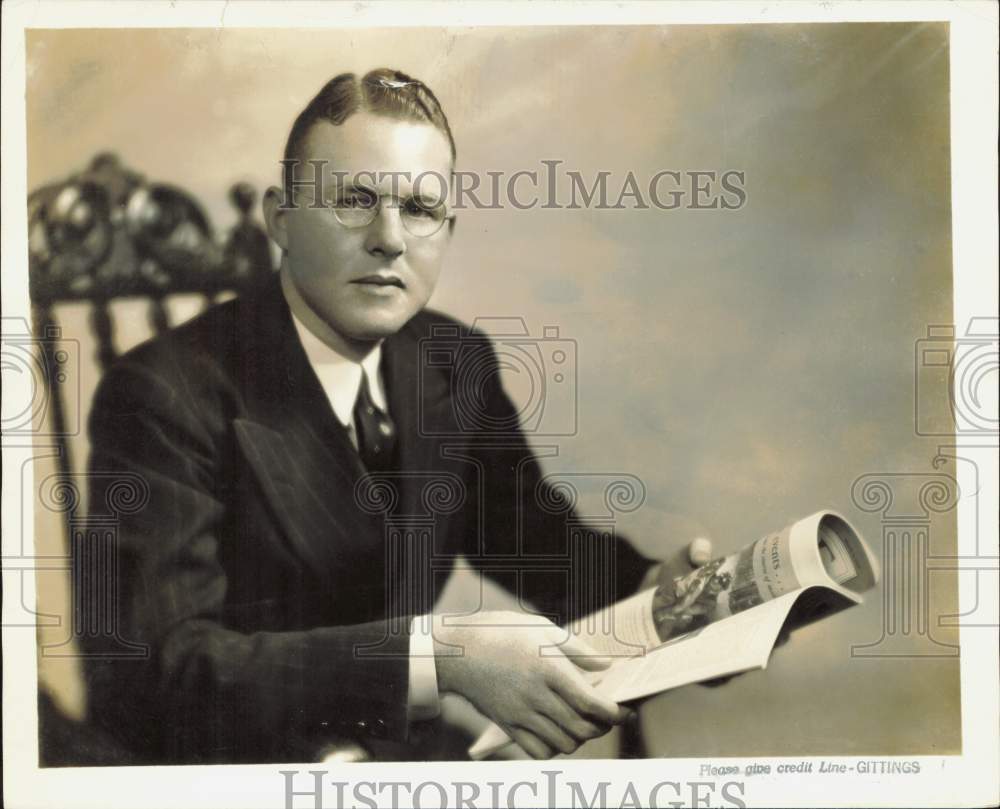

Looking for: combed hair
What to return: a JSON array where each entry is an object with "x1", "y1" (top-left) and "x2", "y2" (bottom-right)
[{"x1": 283, "y1": 68, "x2": 455, "y2": 193}]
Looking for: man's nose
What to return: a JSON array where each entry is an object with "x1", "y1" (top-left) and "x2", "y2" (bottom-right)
[{"x1": 364, "y1": 203, "x2": 407, "y2": 260}]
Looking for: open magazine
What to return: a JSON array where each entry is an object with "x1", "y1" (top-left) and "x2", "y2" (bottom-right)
[{"x1": 469, "y1": 510, "x2": 880, "y2": 759}]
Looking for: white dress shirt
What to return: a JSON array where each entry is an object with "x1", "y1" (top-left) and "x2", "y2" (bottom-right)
[
  {"x1": 289, "y1": 310, "x2": 387, "y2": 449},
  {"x1": 285, "y1": 281, "x2": 441, "y2": 723}
]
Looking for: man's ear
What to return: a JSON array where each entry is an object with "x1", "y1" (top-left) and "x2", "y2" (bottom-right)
[{"x1": 262, "y1": 186, "x2": 290, "y2": 252}]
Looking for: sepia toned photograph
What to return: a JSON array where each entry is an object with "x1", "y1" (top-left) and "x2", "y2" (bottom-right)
[{"x1": 3, "y1": 3, "x2": 997, "y2": 808}]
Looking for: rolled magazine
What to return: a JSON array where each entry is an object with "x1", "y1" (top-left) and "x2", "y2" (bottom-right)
[{"x1": 469, "y1": 510, "x2": 879, "y2": 759}]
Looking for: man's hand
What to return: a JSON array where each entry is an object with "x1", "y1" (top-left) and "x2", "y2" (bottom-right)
[
  {"x1": 651, "y1": 537, "x2": 724, "y2": 642},
  {"x1": 655, "y1": 537, "x2": 714, "y2": 589},
  {"x1": 432, "y1": 611, "x2": 629, "y2": 759}
]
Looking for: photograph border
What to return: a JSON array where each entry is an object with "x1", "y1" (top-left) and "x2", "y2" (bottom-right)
[{"x1": 3, "y1": 2, "x2": 997, "y2": 807}]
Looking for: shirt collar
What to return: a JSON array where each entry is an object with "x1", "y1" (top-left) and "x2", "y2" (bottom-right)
[{"x1": 281, "y1": 270, "x2": 387, "y2": 426}]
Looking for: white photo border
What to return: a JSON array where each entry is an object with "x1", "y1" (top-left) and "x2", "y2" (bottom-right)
[{"x1": 3, "y1": 2, "x2": 997, "y2": 808}]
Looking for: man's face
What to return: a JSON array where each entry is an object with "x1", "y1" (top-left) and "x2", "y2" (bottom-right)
[{"x1": 267, "y1": 112, "x2": 454, "y2": 341}]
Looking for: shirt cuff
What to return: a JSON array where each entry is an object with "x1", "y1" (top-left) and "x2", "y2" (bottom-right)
[{"x1": 407, "y1": 614, "x2": 441, "y2": 722}]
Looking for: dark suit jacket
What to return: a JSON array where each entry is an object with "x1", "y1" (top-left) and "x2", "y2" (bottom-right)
[{"x1": 82, "y1": 275, "x2": 654, "y2": 764}]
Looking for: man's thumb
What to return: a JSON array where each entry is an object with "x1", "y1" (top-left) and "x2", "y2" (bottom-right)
[{"x1": 661, "y1": 537, "x2": 714, "y2": 583}]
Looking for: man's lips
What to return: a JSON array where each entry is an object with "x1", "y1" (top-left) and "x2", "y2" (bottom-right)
[{"x1": 352, "y1": 274, "x2": 405, "y2": 288}]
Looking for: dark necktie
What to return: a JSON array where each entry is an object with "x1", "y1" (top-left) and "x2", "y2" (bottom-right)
[{"x1": 352, "y1": 370, "x2": 396, "y2": 472}]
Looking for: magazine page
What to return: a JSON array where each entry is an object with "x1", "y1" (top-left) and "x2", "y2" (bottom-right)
[
  {"x1": 471, "y1": 591, "x2": 800, "y2": 759},
  {"x1": 471, "y1": 511, "x2": 879, "y2": 759},
  {"x1": 567, "y1": 511, "x2": 877, "y2": 655}
]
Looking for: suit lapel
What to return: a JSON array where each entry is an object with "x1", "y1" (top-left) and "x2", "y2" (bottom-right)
[
  {"x1": 229, "y1": 280, "x2": 461, "y2": 583},
  {"x1": 231, "y1": 279, "x2": 384, "y2": 579},
  {"x1": 381, "y1": 321, "x2": 452, "y2": 518}
]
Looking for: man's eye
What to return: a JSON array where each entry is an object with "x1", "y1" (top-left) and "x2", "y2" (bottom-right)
[
  {"x1": 337, "y1": 191, "x2": 377, "y2": 209},
  {"x1": 403, "y1": 199, "x2": 442, "y2": 219}
]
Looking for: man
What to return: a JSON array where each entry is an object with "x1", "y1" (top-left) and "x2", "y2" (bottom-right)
[{"x1": 82, "y1": 68, "x2": 709, "y2": 764}]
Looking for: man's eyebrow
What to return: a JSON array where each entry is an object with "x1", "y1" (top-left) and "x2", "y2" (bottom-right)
[
  {"x1": 334, "y1": 181, "x2": 443, "y2": 205},
  {"x1": 336, "y1": 182, "x2": 377, "y2": 195},
  {"x1": 409, "y1": 188, "x2": 445, "y2": 204}
]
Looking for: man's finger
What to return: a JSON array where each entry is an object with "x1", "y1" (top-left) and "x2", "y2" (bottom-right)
[
  {"x1": 508, "y1": 728, "x2": 552, "y2": 760},
  {"x1": 548, "y1": 668, "x2": 625, "y2": 725},
  {"x1": 660, "y1": 537, "x2": 714, "y2": 584},
  {"x1": 689, "y1": 537, "x2": 713, "y2": 566},
  {"x1": 520, "y1": 713, "x2": 578, "y2": 756},
  {"x1": 536, "y1": 690, "x2": 608, "y2": 742}
]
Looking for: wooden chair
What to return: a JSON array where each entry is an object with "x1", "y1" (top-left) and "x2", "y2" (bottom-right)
[{"x1": 27, "y1": 153, "x2": 274, "y2": 765}]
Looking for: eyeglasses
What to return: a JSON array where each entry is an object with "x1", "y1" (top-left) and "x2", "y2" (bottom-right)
[{"x1": 293, "y1": 187, "x2": 453, "y2": 238}]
